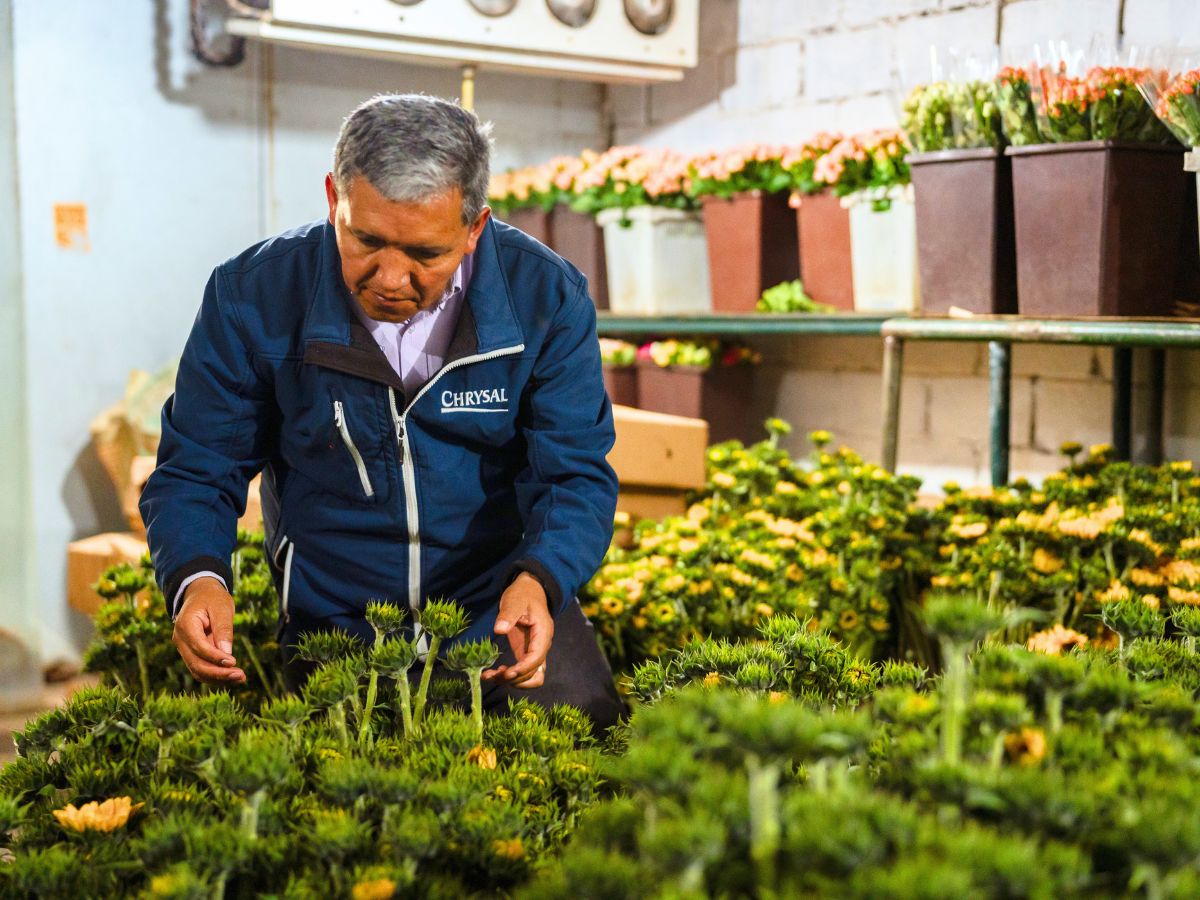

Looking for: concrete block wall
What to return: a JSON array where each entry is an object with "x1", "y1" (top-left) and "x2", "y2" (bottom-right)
[{"x1": 614, "y1": 0, "x2": 1200, "y2": 486}]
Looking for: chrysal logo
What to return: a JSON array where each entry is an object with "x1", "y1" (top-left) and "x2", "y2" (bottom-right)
[{"x1": 441, "y1": 388, "x2": 509, "y2": 414}]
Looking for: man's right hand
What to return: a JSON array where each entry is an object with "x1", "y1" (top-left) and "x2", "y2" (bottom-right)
[{"x1": 173, "y1": 577, "x2": 247, "y2": 685}]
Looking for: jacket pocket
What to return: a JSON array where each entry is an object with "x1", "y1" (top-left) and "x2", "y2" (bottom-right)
[{"x1": 333, "y1": 400, "x2": 376, "y2": 500}]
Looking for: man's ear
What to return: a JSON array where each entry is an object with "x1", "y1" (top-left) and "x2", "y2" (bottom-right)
[
  {"x1": 325, "y1": 173, "x2": 339, "y2": 225},
  {"x1": 465, "y1": 206, "x2": 491, "y2": 254}
]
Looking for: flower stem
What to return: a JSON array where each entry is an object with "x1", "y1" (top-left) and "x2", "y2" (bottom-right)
[
  {"x1": 330, "y1": 702, "x2": 350, "y2": 751},
  {"x1": 240, "y1": 636, "x2": 275, "y2": 703},
  {"x1": 1046, "y1": 689, "x2": 1064, "y2": 736},
  {"x1": 412, "y1": 635, "x2": 443, "y2": 730},
  {"x1": 396, "y1": 671, "x2": 414, "y2": 740},
  {"x1": 469, "y1": 668, "x2": 484, "y2": 744},
  {"x1": 240, "y1": 789, "x2": 265, "y2": 841},
  {"x1": 359, "y1": 668, "x2": 380, "y2": 746},
  {"x1": 746, "y1": 755, "x2": 781, "y2": 893},
  {"x1": 940, "y1": 643, "x2": 968, "y2": 765},
  {"x1": 134, "y1": 639, "x2": 151, "y2": 699}
]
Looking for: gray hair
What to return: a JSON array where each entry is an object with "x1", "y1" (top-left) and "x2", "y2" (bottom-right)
[{"x1": 333, "y1": 93, "x2": 493, "y2": 224}]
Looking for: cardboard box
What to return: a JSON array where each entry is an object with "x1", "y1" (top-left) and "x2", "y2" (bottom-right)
[
  {"x1": 609, "y1": 405, "x2": 708, "y2": 490},
  {"x1": 125, "y1": 466, "x2": 263, "y2": 536},
  {"x1": 616, "y1": 487, "x2": 690, "y2": 524},
  {"x1": 67, "y1": 532, "x2": 150, "y2": 617}
]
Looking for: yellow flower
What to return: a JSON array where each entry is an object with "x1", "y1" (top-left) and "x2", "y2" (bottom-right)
[
  {"x1": 1096, "y1": 580, "x2": 1131, "y2": 604},
  {"x1": 948, "y1": 520, "x2": 988, "y2": 540},
  {"x1": 776, "y1": 537, "x2": 797, "y2": 550},
  {"x1": 1057, "y1": 516, "x2": 1103, "y2": 540},
  {"x1": 1164, "y1": 559, "x2": 1200, "y2": 586},
  {"x1": 318, "y1": 747, "x2": 343, "y2": 761},
  {"x1": 1032, "y1": 548, "x2": 1064, "y2": 574},
  {"x1": 1127, "y1": 529, "x2": 1163, "y2": 557},
  {"x1": 613, "y1": 511, "x2": 631, "y2": 528},
  {"x1": 677, "y1": 538, "x2": 700, "y2": 554},
  {"x1": 1004, "y1": 727, "x2": 1047, "y2": 766},
  {"x1": 467, "y1": 745, "x2": 498, "y2": 770},
  {"x1": 786, "y1": 563, "x2": 804, "y2": 583},
  {"x1": 1130, "y1": 568, "x2": 1165, "y2": 588},
  {"x1": 661, "y1": 574, "x2": 686, "y2": 592},
  {"x1": 53, "y1": 797, "x2": 143, "y2": 833},
  {"x1": 1168, "y1": 585, "x2": 1200, "y2": 606},
  {"x1": 687, "y1": 503, "x2": 710, "y2": 523},
  {"x1": 703, "y1": 671, "x2": 721, "y2": 688},
  {"x1": 768, "y1": 691, "x2": 787, "y2": 704},
  {"x1": 492, "y1": 838, "x2": 526, "y2": 860},
  {"x1": 931, "y1": 575, "x2": 953, "y2": 588},
  {"x1": 755, "y1": 603, "x2": 774, "y2": 618},
  {"x1": 775, "y1": 481, "x2": 799, "y2": 495},
  {"x1": 352, "y1": 880, "x2": 398, "y2": 900},
  {"x1": 838, "y1": 609, "x2": 860, "y2": 630},
  {"x1": 656, "y1": 603, "x2": 676, "y2": 622},
  {"x1": 712, "y1": 472, "x2": 737, "y2": 489},
  {"x1": 492, "y1": 785, "x2": 514, "y2": 801},
  {"x1": 1027, "y1": 625, "x2": 1089, "y2": 656},
  {"x1": 869, "y1": 617, "x2": 888, "y2": 632},
  {"x1": 1142, "y1": 594, "x2": 1161, "y2": 611},
  {"x1": 600, "y1": 596, "x2": 626, "y2": 616}
]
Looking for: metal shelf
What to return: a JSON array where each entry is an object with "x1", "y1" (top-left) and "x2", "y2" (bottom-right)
[
  {"x1": 596, "y1": 312, "x2": 889, "y2": 337},
  {"x1": 879, "y1": 316, "x2": 1200, "y2": 486}
]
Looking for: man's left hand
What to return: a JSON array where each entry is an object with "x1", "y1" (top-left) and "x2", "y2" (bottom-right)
[{"x1": 483, "y1": 572, "x2": 554, "y2": 689}]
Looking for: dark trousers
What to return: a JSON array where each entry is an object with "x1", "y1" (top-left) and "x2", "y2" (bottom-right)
[{"x1": 278, "y1": 599, "x2": 627, "y2": 736}]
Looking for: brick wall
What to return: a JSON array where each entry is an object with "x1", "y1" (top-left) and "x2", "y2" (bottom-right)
[{"x1": 610, "y1": 0, "x2": 1200, "y2": 488}]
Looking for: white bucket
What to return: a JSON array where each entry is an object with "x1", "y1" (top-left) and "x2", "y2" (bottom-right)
[
  {"x1": 847, "y1": 188, "x2": 920, "y2": 313},
  {"x1": 1187, "y1": 149, "x2": 1200, "y2": 263},
  {"x1": 596, "y1": 206, "x2": 712, "y2": 314}
]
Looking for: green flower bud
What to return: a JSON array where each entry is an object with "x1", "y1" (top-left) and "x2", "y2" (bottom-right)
[
  {"x1": 444, "y1": 638, "x2": 500, "y2": 673},
  {"x1": 417, "y1": 598, "x2": 470, "y2": 641}
]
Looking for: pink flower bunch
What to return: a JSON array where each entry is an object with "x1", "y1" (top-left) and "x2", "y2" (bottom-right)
[
  {"x1": 574, "y1": 145, "x2": 694, "y2": 198},
  {"x1": 690, "y1": 143, "x2": 789, "y2": 183},
  {"x1": 811, "y1": 130, "x2": 910, "y2": 196},
  {"x1": 489, "y1": 153, "x2": 597, "y2": 207},
  {"x1": 780, "y1": 131, "x2": 843, "y2": 170}
]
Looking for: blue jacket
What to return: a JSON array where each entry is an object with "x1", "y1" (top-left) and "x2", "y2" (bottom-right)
[{"x1": 140, "y1": 216, "x2": 618, "y2": 643}]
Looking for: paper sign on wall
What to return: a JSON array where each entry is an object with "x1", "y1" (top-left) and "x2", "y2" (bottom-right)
[{"x1": 54, "y1": 203, "x2": 90, "y2": 251}]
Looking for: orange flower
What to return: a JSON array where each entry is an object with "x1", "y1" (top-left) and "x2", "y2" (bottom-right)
[
  {"x1": 1027, "y1": 625, "x2": 1088, "y2": 656},
  {"x1": 1004, "y1": 727, "x2": 1047, "y2": 766},
  {"x1": 467, "y1": 745, "x2": 498, "y2": 770}
]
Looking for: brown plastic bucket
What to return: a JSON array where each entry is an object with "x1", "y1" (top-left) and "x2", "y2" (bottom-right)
[
  {"x1": 550, "y1": 206, "x2": 609, "y2": 309},
  {"x1": 602, "y1": 365, "x2": 638, "y2": 407},
  {"x1": 701, "y1": 191, "x2": 799, "y2": 313},
  {"x1": 910, "y1": 148, "x2": 1017, "y2": 315},
  {"x1": 1008, "y1": 140, "x2": 1190, "y2": 317},
  {"x1": 636, "y1": 361, "x2": 755, "y2": 444},
  {"x1": 795, "y1": 190, "x2": 854, "y2": 311}
]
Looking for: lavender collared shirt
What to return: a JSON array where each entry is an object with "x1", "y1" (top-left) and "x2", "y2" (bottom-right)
[{"x1": 174, "y1": 255, "x2": 475, "y2": 616}]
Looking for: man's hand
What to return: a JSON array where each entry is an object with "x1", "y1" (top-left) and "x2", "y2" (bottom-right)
[
  {"x1": 483, "y1": 572, "x2": 554, "y2": 689},
  {"x1": 173, "y1": 577, "x2": 247, "y2": 685}
]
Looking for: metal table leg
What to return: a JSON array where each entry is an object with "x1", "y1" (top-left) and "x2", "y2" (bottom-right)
[
  {"x1": 988, "y1": 341, "x2": 1011, "y2": 487},
  {"x1": 1112, "y1": 347, "x2": 1133, "y2": 461},
  {"x1": 1146, "y1": 348, "x2": 1166, "y2": 465},
  {"x1": 882, "y1": 335, "x2": 904, "y2": 472}
]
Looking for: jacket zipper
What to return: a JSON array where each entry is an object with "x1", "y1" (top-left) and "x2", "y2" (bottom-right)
[
  {"x1": 387, "y1": 344, "x2": 526, "y2": 644},
  {"x1": 333, "y1": 400, "x2": 376, "y2": 499},
  {"x1": 281, "y1": 541, "x2": 295, "y2": 623}
]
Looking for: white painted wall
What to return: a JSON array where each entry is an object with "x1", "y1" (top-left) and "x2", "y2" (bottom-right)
[
  {"x1": 612, "y1": 0, "x2": 1200, "y2": 489},
  {"x1": 5, "y1": 0, "x2": 605, "y2": 663}
]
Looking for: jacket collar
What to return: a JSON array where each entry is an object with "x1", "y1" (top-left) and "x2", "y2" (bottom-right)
[{"x1": 302, "y1": 216, "x2": 524, "y2": 365}]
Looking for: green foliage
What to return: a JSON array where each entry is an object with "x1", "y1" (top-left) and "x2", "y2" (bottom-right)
[{"x1": 755, "y1": 279, "x2": 836, "y2": 314}]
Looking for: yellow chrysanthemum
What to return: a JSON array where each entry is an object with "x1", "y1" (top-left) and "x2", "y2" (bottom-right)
[
  {"x1": 712, "y1": 472, "x2": 737, "y2": 489},
  {"x1": 703, "y1": 671, "x2": 721, "y2": 688},
  {"x1": 1032, "y1": 548, "x2": 1064, "y2": 574},
  {"x1": 492, "y1": 838, "x2": 526, "y2": 860},
  {"x1": 1168, "y1": 585, "x2": 1200, "y2": 606},
  {"x1": 53, "y1": 797, "x2": 143, "y2": 833},
  {"x1": 467, "y1": 745, "x2": 498, "y2": 770},
  {"x1": 352, "y1": 880, "x2": 398, "y2": 900}
]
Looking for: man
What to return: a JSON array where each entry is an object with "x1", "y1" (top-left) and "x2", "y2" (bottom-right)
[{"x1": 140, "y1": 93, "x2": 624, "y2": 729}]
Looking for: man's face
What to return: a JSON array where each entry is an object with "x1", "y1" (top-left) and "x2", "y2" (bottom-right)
[{"x1": 325, "y1": 173, "x2": 489, "y2": 323}]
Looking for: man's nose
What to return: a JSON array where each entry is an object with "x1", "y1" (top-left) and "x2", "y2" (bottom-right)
[{"x1": 374, "y1": 253, "x2": 413, "y2": 293}]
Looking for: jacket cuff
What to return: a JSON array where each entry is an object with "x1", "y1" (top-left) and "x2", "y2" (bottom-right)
[
  {"x1": 508, "y1": 559, "x2": 566, "y2": 615},
  {"x1": 164, "y1": 556, "x2": 234, "y2": 619}
]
